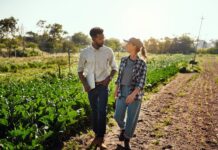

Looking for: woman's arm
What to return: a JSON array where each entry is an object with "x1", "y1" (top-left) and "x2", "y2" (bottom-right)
[
  {"x1": 114, "y1": 57, "x2": 125, "y2": 98},
  {"x1": 125, "y1": 88, "x2": 140, "y2": 104},
  {"x1": 135, "y1": 62, "x2": 147, "y2": 90},
  {"x1": 126, "y1": 62, "x2": 147, "y2": 104},
  {"x1": 114, "y1": 84, "x2": 118, "y2": 99}
]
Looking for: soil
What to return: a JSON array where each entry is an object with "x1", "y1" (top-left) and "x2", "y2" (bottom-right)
[{"x1": 63, "y1": 55, "x2": 218, "y2": 150}]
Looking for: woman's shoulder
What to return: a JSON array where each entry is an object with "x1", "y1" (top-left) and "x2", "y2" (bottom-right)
[
  {"x1": 138, "y1": 58, "x2": 147, "y2": 67},
  {"x1": 121, "y1": 56, "x2": 128, "y2": 61}
]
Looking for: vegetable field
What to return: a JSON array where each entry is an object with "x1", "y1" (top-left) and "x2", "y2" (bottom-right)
[{"x1": 0, "y1": 54, "x2": 193, "y2": 149}]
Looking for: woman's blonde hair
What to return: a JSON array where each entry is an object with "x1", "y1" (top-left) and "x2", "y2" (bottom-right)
[
  {"x1": 125, "y1": 37, "x2": 147, "y2": 61},
  {"x1": 136, "y1": 45, "x2": 147, "y2": 61}
]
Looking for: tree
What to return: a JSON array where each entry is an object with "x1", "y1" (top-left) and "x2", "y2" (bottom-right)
[
  {"x1": 144, "y1": 38, "x2": 160, "y2": 53},
  {"x1": 36, "y1": 21, "x2": 67, "y2": 53},
  {"x1": 26, "y1": 42, "x2": 37, "y2": 51},
  {"x1": 48, "y1": 23, "x2": 67, "y2": 53},
  {"x1": 0, "y1": 43, "x2": 6, "y2": 49},
  {"x1": 162, "y1": 37, "x2": 172, "y2": 53},
  {"x1": 36, "y1": 20, "x2": 47, "y2": 35},
  {"x1": 144, "y1": 35, "x2": 195, "y2": 54},
  {"x1": 49, "y1": 23, "x2": 64, "y2": 41},
  {"x1": 215, "y1": 40, "x2": 218, "y2": 48},
  {"x1": 0, "y1": 43, "x2": 6, "y2": 55},
  {"x1": 26, "y1": 31, "x2": 39, "y2": 43},
  {"x1": 105, "y1": 38, "x2": 121, "y2": 51},
  {"x1": 176, "y1": 35, "x2": 195, "y2": 54},
  {"x1": 0, "y1": 16, "x2": 17, "y2": 39},
  {"x1": 0, "y1": 16, "x2": 18, "y2": 57},
  {"x1": 71, "y1": 32, "x2": 90, "y2": 48}
]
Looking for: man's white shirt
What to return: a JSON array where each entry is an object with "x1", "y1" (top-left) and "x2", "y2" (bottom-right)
[{"x1": 78, "y1": 45, "x2": 118, "y2": 89}]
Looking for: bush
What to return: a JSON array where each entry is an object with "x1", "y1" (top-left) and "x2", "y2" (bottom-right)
[
  {"x1": 197, "y1": 48, "x2": 218, "y2": 54},
  {"x1": 207, "y1": 48, "x2": 218, "y2": 54},
  {"x1": 0, "y1": 64, "x2": 10, "y2": 72},
  {"x1": 28, "y1": 50, "x2": 40, "y2": 56}
]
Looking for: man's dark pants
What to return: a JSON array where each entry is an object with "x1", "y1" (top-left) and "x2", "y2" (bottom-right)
[{"x1": 88, "y1": 84, "x2": 108, "y2": 137}]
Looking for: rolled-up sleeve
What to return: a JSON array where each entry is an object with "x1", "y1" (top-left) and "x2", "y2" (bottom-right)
[{"x1": 77, "y1": 51, "x2": 86, "y2": 73}]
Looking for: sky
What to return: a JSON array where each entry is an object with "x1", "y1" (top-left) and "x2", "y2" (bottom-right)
[{"x1": 0, "y1": 0, "x2": 217, "y2": 41}]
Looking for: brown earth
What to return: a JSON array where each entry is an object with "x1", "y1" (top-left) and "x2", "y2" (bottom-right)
[{"x1": 63, "y1": 55, "x2": 218, "y2": 150}]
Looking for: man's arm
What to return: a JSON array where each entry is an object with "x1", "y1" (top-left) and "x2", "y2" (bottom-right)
[
  {"x1": 78, "y1": 72, "x2": 91, "y2": 92},
  {"x1": 101, "y1": 49, "x2": 118, "y2": 86},
  {"x1": 101, "y1": 69, "x2": 117, "y2": 87},
  {"x1": 110, "y1": 69, "x2": 117, "y2": 79},
  {"x1": 78, "y1": 50, "x2": 91, "y2": 92}
]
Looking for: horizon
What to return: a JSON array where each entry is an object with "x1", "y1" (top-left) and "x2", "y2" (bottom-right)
[{"x1": 1, "y1": 0, "x2": 218, "y2": 42}]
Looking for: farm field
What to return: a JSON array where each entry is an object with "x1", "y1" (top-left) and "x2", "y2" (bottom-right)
[
  {"x1": 1, "y1": 0, "x2": 218, "y2": 149},
  {"x1": 0, "y1": 53, "x2": 195, "y2": 149}
]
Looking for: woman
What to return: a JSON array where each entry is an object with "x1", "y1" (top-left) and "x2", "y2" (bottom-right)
[{"x1": 114, "y1": 37, "x2": 147, "y2": 149}]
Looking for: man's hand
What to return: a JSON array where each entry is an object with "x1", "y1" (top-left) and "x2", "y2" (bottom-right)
[
  {"x1": 126, "y1": 93, "x2": 136, "y2": 104},
  {"x1": 84, "y1": 83, "x2": 91, "y2": 92},
  {"x1": 101, "y1": 76, "x2": 111, "y2": 87},
  {"x1": 78, "y1": 72, "x2": 91, "y2": 92},
  {"x1": 102, "y1": 70, "x2": 116, "y2": 87}
]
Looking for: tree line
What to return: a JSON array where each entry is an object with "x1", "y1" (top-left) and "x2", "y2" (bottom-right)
[{"x1": 0, "y1": 16, "x2": 217, "y2": 57}]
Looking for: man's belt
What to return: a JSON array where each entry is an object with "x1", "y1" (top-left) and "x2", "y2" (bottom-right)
[{"x1": 95, "y1": 80, "x2": 104, "y2": 85}]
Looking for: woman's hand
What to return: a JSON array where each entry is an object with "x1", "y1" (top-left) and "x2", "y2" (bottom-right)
[
  {"x1": 126, "y1": 93, "x2": 136, "y2": 104},
  {"x1": 126, "y1": 88, "x2": 140, "y2": 104}
]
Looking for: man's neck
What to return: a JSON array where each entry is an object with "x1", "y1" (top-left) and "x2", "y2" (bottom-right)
[{"x1": 92, "y1": 43, "x2": 101, "y2": 50}]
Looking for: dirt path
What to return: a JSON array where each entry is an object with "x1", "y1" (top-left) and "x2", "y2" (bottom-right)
[{"x1": 63, "y1": 56, "x2": 218, "y2": 150}]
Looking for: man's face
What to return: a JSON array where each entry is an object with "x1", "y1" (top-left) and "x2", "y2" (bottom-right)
[{"x1": 93, "y1": 34, "x2": 104, "y2": 47}]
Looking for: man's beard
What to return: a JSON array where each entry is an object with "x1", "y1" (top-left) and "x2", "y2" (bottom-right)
[{"x1": 96, "y1": 43, "x2": 103, "y2": 48}]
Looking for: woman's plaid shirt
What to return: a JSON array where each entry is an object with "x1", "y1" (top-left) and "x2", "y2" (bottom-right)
[{"x1": 115, "y1": 56, "x2": 147, "y2": 101}]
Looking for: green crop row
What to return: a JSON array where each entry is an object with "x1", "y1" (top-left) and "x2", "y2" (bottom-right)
[
  {"x1": 0, "y1": 74, "x2": 91, "y2": 149},
  {"x1": 0, "y1": 56, "x2": 69, "y2": 73}
]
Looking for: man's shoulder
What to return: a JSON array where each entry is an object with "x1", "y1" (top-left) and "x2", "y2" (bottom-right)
[
  {"x1": 102, "y1": 45, "x2": 113, "y2": 52},
  {"x1": 80, "y1": 46, "x2": 92, "y2": 54},
  {"x1": 82, "y1": 46, "x2": 92, "y2": 51}
]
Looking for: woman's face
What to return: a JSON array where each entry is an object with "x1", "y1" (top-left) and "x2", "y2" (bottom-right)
[{"x1": 125, "y1": 42, "x2": 136, "y2": 53}]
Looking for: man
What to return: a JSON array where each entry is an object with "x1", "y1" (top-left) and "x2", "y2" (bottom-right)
[{"x1": 78, "y1": 27, "x2": 118, "y2": 149}]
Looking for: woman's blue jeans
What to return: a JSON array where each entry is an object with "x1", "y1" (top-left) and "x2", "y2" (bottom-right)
[{"x1": 114, "y1": 85, "x2": 142, "y2": 139}]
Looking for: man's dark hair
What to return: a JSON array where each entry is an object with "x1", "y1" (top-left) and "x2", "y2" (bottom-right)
[{"x1": 89, "y1": 27, "x2": 104, "y2": 38}]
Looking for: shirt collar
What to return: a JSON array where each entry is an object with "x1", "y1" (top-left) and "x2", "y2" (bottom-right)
[
  {"x1": 125, "y1": 55, "x2": 140, "y2": 62},
  {"x1": 90, "y1": 44, "x2": 104, "y2": 51}
]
